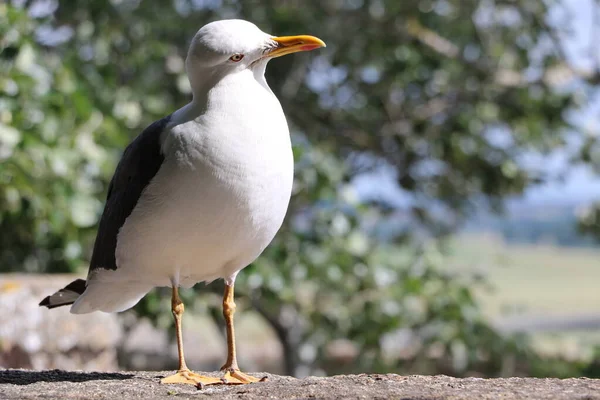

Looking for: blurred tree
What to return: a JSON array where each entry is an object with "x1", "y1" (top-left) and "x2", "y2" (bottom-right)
[
  {"x1": 578, "y1": 201, "x2": 600, "y2": 239},
  {"x1": 2, "y1": 0, "x2": 599, "y2": 376}
]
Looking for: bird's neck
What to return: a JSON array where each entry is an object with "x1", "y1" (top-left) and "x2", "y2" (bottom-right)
[
  {"x1": 168, "y1": 98, "x2": 205, "y2": 129},
  {"x1": 168, "y1": 68, "x2": 228, "y2": 130},
  {"x1": 168, "y1": 65, "x2": 273, "y2": 130}
]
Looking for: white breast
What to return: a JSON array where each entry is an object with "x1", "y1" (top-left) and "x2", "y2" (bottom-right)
[{"x1": 114, "y1": 72, "x2": 293, "y2": 288}]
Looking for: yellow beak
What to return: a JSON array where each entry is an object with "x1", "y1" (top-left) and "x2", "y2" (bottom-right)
[{"x1": 268, "y1": 35, "x2": 326, "y2": 58}]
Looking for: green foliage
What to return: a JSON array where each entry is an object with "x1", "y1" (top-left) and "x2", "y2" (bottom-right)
[
  {"x1": 578, "y1": 202, "x2": 600, "y2": 240},
  {"x1": 2, "y1": 0, "x2": 598, "y2": 377},
  {"x1": 1, "y1": 6, "x2": 109, "y2": 272}
]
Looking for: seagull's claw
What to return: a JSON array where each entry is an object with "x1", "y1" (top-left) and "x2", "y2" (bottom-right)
[
  {"x1": 161, "y1": 368, "x2": 266, "y2": 388},
  {"x1": 220, "y1": 368, "x2": 267, "y2": 384},
  {"x1": 161, "y1": 369, "x2": 222, "y2": 387}
]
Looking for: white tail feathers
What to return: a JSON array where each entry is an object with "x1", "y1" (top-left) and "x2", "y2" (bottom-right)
[{"x1": 70, "y1": 280, "x2": 151, "y2": 314}]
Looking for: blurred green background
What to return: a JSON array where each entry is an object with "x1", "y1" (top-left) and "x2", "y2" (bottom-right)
[{"x1": 2, "y1": 0, "x2": 600, "y2": 378}]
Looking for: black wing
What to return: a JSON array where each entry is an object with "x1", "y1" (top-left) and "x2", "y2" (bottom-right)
[{"x1": 88, "y1": 115, "x2": 171, "y2": 272}]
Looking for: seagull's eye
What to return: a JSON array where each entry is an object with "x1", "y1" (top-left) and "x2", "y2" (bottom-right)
[{"x1": 229, "y1": 54, "x2": 244, "y2": 62}]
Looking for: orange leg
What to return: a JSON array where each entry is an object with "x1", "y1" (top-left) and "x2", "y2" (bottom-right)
[
  {"x1": 219, "y1": 282, "x2": 267, "y2": 384},
  {"x1": 161, "y1": 286, "x2": 222, "y2": 388}
]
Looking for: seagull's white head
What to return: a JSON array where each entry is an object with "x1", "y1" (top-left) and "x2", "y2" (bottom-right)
[{"x1": 185, "y1": 19, "x2": 325, "y2": 94}]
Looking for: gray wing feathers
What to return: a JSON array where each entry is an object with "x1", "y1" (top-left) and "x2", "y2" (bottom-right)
[{"x1": 88, "y1": 115, "x2": 171, "y2": 272}]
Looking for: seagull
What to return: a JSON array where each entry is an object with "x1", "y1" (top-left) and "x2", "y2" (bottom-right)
[{"x1": 40, "y1": 19, "x2": 325, "y2": 387}]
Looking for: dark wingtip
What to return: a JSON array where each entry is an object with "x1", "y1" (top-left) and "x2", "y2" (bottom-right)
[
  {"x1": 38, "y1": 279, "x2": 86, "y2": 309},
  {"x1": 39, "y1": 296, "x2": 51, "y2": 307},
  {"x1": 65, "y1": 279, "x2": 87, "y2": 293}
]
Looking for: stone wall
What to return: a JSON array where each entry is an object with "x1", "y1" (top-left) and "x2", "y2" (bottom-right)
[
  {"x1": 0, "y1": 274, "x2": 283, "y2": 374},
  {"x1": 1, "y1": 370, "x2": 599, "y2": 400},
  {"x1": 0, "y1": 274, "x2": 122, "y2": 371}
]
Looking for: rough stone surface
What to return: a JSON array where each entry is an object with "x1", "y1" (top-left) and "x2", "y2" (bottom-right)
[{"x1": 0, "y1": 370, "x2": 599, "y2": 399}]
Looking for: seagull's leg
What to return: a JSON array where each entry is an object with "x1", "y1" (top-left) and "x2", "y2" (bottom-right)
[
  {"x1": 161, "y1": 285, "x2": 222, "y2": 387},
  {"x1": 219, "y1": 282, "x2": 267, "y2": 384}
]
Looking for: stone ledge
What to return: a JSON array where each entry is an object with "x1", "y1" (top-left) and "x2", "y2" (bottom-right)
[{"x1": 0, "y1": 370, "x2": 599, "y2": 399}]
